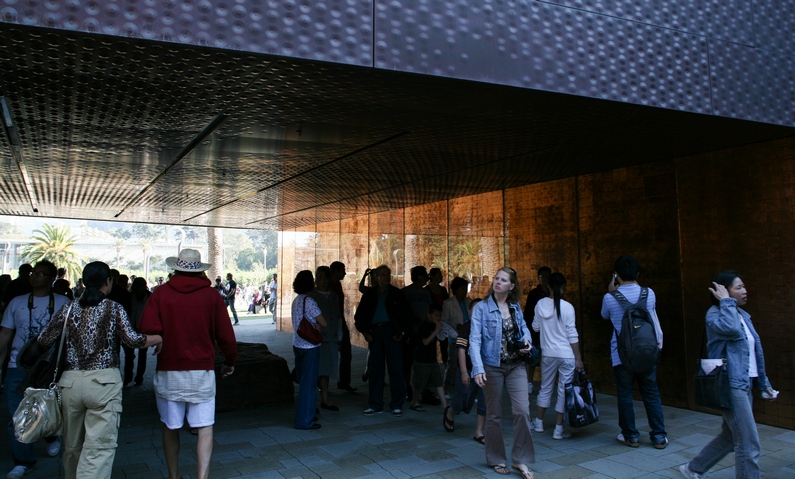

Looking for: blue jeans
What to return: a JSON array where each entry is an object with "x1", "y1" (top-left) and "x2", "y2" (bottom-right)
[
  {"x1": 613, "y1": 365, "x2": 666, "y2": 443},
  {"x1": 225, "y1": 299, "x2": 239, "y2": 323},
  {"x1": 5, "y1": 367, "x2": 37, "y2": 467},
  {"x1": 293, "y1": 346, "x2": 320, "y2": 429},
  {"x1": 367, "y1": 325, "x2": 405, "y2": 411},
  {"x1": 689, "y1": 387, "x2": 761, "y2": 479}
]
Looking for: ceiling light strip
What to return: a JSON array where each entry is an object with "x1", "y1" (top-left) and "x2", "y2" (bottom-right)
[
  {"x1": 183, "y1": 130, "x2": 409, "y2": 222},
  {"x1": 114, "y1": 113, "x2": 228, "y2": 218},
  {"x1": 0, "y1": 97, "x2": 39, "y2": 213}
]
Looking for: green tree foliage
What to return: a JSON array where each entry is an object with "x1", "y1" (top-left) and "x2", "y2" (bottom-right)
[
  {"x1": 19, "y1": 224, "x2": 85, "y2": 283},
  {"x1": 235, "y1": 247, "x2": 260, "y2": 270},
  {"x1": 132, "y1": 224, "x2": 165, "y2": 241},
  {"x1": 0, "y1": 222, "x2": 22, "y2": 236},
  {"x1": 245, "y1": 229, "x2": 278, "y2": 268},
  {"x1": 108, "y1": 227, "x2": 132, "y2": 240}
]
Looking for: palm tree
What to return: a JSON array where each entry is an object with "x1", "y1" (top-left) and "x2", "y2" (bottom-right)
[
  {"x1": 140, "y1": 239, "x2": 152, "y2": 282},
  {"x1": 20, "y1": 224, "x2": 84, "y2": 283},
  {"x1": 208, "y1": 227, "x2": 223, "y2": 280},
  {"x1": 114, "y1": 238, "x2": 126, "y2": 268}
]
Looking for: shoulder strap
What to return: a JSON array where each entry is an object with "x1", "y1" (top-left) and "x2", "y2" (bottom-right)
[
  {"x1": 51, "y1": 301, "x2": 74, "y2": 386},
  {"x1": 610, "y1": 287, "x2": 649, "y2": 310},
  {"x1": 609, "y1": 290, "x2": 631, "y2": 310}
]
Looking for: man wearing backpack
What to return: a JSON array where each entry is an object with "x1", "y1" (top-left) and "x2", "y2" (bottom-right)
[{"x1": 601, "y1": 256, "x2": 667, "y2": 449}]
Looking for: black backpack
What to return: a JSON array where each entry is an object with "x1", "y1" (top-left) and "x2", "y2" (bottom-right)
[{"x1": 610, "y1": 287, "x2": 659, "y2": 373}]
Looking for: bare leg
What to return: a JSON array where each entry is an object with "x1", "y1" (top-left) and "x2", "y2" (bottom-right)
[
  {"x1": 555, "y1": 411, "x2": 565, "y2": 426},
  {"x1": 196, "y1": 426, "x2": 213, "y2": 479},
  {"x1": 436, "y1": 387, "x2": 448, "y2": 409},
  {"x1": 536, "y1": 405, "x2": 547, "y2": 422},
  {"x1": 318, "y1": 376, "x2": 330, "y2": 405},
  {"x1": 475, "y1": 414, "x2": 486, "y2": 438},
  {"x1": 162, "y1": 427, "x2": 181, "y2": 479}
]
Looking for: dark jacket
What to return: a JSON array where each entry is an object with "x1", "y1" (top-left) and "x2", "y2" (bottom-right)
[{"x1": 354, "y1": 285, "x2": 411, "y2": 336}]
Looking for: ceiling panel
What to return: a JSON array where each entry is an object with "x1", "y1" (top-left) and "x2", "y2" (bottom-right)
[{"x1": 0, "y1": 23, "x2": 793, "y2": 231}]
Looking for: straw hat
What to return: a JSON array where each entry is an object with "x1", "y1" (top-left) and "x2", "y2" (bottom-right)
[{"x1": 165, "y1": 248, "x2": 211, "y2": 273}]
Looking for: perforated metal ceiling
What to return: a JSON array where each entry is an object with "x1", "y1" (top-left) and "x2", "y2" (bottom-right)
[{"x1": 0, "y1": 23, "x2": 792, "y2": 230}]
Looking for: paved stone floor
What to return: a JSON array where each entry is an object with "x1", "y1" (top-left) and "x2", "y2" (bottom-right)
[{"x1": 2, "y1": 318, "x2": 793, "y2": 478}]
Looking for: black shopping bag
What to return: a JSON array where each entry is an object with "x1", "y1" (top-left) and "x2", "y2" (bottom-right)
[{"x1": 564, "y1": 371, "x2": 599, "y2": 428}]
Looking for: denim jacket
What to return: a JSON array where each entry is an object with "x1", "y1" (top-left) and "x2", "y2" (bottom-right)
[
  {"x1": 705, "y1": 298, "x2": 771, "y2": 391},
  {"x1": 468, "y1": 294, "x2": 531, "y2": 377}
]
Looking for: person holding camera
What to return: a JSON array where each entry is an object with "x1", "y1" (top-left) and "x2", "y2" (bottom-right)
[{"x1": 469, "y1": 267, "x2": 536, "y2": 479}]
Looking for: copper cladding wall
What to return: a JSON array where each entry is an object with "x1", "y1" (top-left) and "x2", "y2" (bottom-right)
[
  {"x1": 278, "y1": 136, "x2": 795, "y2": 428},
  {"x1": 677, "y1": 137, "x2": 795, "y2": 428}
]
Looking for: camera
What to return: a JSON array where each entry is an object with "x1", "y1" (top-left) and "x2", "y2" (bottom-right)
[{"x1": 506, "y1": 335, "x2": 526, "y2": 355}]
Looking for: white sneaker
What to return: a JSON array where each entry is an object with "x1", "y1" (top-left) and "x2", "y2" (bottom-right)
[
  {"x1": 531, "y1": 418, "x2": 544, "y2": 432},
  {"x1": 7, "y1": 465, "x2": 32, "y2": 479},
  {"x1": 46, "y1": 439, "x2": 60, "y2": 457},
  {"x1": 553, "y1": 427, "x2": 572, "y2": 440},
  {"x1": 678, "y1": 464, "x2": 703, "y2": 479}
]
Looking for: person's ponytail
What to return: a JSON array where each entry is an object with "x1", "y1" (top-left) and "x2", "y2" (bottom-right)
[
  {"x1": 549, "y1": 272, "x2": 567, "y2": 320},
  {"x1": 79, "y1": 261, "x2": 111, "y2": 307}
]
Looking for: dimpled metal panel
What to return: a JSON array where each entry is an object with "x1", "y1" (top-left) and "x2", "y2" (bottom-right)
[
  {"x1": 546, "y1": 0, "x2": 754, "y2": 44},
  {"x1": 0, "y1": 0, "x2": 374, "y2": 66},
  {"x1": 709, "y1": 39, "x2": 795, "y2": 126},
  {"x1": 375, "y1": 0, "x2": 711, "y2": 113},
  {"x1": 752, "y1": 0, "x2": 795, "y2": 56}
]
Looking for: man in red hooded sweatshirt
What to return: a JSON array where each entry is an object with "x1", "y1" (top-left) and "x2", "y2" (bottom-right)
[{"x1": 139, "y1": 249, "x2": 238, "y2": 479}]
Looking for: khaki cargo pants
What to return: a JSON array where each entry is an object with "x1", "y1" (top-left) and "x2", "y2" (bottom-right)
[{"x1": 59, "y1": 369, "x2": 123, "y2": 479}]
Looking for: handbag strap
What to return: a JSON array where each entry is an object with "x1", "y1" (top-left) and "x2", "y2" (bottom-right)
[{"x1": 50, "y1": 301, "x2": 73, "y2": 387}]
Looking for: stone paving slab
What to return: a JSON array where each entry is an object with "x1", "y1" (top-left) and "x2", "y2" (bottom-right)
[{"x1": 1, "y1": 319, "x2": 792, "y2": 478}]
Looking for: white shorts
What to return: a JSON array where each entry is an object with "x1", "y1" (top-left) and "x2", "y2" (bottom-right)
[{"x1": 156, "y1": 396, "x2": 216, "y2": 430}]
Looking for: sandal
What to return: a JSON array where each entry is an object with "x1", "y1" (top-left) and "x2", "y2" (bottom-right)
[
  {"x1": 409, "y1": 404, "x2": 426, "y2": 412},
  {"x1": 473, "y1": 435, "x2": 485, "y2": 444},
  {"x1": 491, "y1": 464, "x2": 510, "y2": 475},
  {"x1": 443, "y1": 406, "x2": 454, "y2": 432},
  {"x1": 512, "y1": 465, "x2": 535, "y2": 479}
]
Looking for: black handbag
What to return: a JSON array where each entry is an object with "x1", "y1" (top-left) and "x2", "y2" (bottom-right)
[
  {"x1": 694, "y1": 359, "x2": 731, "y2": 410},
  {"x1": 693, "y1": 328, "x2": 731, "y2": 410},
  {"x1": 564, "y1": 371, "x2": 599, "y2": 428}
]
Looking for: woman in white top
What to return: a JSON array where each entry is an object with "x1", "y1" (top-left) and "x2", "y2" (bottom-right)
[
  {"x1": 291, "y1": 270, "x2": 327, "y2": 430},
  {"x1": 531, "y1": 272, "x2": 583, "y2": 439}
]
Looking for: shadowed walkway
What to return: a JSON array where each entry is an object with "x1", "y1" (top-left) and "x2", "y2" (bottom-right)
[{"x1": 2, "y1": 318, "x2": 793, "y2": 478}]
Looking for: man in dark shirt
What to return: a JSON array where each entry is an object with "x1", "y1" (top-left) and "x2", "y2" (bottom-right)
[
  {"x1": 354, "y1": 265, "x2": 411, "y2": 416},
  {"x1": 330, "y1": 261, "x2": 356, "y2": 392},
  {"x1": 522, "y1": 266, "x2": 551, "y2": 394},
  {"x1": 225, "y1": 273, "x2": 239, "y2": 325}
]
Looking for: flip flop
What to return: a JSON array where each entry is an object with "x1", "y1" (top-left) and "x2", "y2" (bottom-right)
[
  {"x1": 491, "y1": 464, "x2": 510, "y2": 475},
  {"x1": 473, "y1": 435, "x2": 485, "y2": 444},
  {"x1": 443, "y1": 406, "x2": 454, "y2": 432},
  {"x1": 409, "y1": 404, "x2": 426, "y2": 412},
  {"x1": 512, "y1": 465, "x2": 535, "y2": 479}
]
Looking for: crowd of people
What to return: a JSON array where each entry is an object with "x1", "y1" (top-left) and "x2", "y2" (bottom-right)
[
  {"x1": 291, "y1": 256, "x2": 779, "y2": 479},
  {"x1": 0, "y1": 249, "x2": 236, "y2": 479},
  {"x1": 0, "y1": 251, "x2": 780, "y2": 479}
]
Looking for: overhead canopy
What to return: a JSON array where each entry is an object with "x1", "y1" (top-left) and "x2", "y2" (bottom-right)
[{"x1": 1, "y1": 24, "x2": 792, "y2": 230}]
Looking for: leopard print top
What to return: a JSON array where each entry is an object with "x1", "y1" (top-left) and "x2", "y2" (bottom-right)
[{"x1": 39, "y1": 299, "x2": 147, "y2": 371}]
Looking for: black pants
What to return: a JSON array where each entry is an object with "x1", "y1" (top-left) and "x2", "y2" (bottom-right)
[
  {"x1": 123, "y1": 345, "x2": 147, "y2": 384},
  {"x1": 338, "y1": 320, "x2": 353, "y2": 388}
]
